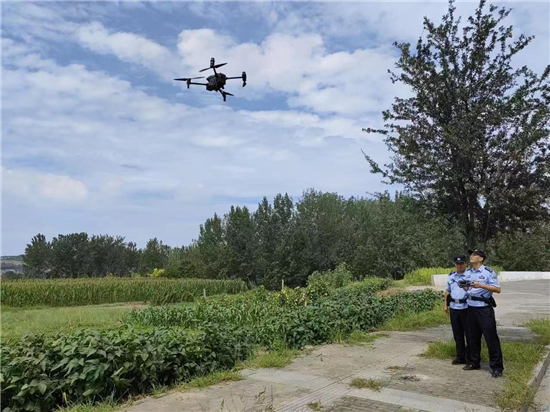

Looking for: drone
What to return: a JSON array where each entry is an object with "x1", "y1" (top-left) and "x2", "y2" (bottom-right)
[{"x1": 174, "y1": 58, "x2": 247, "y2": 101}]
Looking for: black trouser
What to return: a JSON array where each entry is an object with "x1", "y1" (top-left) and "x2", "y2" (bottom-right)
[
  {"x1": 467, "y1": 305, "x2": 504, "y2": 372},
  {"x1": 450, "y1": 308, "x2": 470, "y2": 363}
]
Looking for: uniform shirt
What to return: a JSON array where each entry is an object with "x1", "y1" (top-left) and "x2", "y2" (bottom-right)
[
  {"x1": 446, "y1": 271, "x2": 469, "y2": 310},
  {"x1": 464, "y1": 265, "x2": 500, "y2": 307}
]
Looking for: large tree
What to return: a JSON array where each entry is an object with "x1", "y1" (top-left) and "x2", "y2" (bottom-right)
[
  {"x1": 23, "y1": 234, "x2": 52, "y2": 278},
  {"x1": 50, "y1": 233, "x2": 91, "y2": 278},
  {"x1": 225, "y1": 205, "x2": 257, "y2": 283},
  {"x1": 139, "y1": 237, "x2": 170, "y2": 274},
  {"x1": 363, "y1": 0, "x2": 550, "y2": 249}
]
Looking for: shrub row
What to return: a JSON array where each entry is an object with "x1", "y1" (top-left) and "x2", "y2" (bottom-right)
[
  {"x1": 0, "y1": 277, "x2": 248, "y2": 307},
  {"x1": 276, "y1": 276, "x2": 394, "y2": 306},
  {"x1": 1, "y1": 326, "x2": 252, "y2": 412},
  {"x1": 124, "y1": 284, "x2": 441, "y2": 349}
]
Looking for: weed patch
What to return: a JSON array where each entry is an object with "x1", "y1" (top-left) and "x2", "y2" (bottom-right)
[{"x1": 350, "y1": 378, "x2": 383, "y2": 391}]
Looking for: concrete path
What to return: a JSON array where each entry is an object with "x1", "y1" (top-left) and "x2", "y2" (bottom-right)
[
  {"x1": 534, "y1": 366, "x2": 550, "y2": 412},
  {"x1": 120, "y1": 280, "x2": 550, "y2": 412}
]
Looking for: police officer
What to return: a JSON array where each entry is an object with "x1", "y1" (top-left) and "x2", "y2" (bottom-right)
[
  {"x1": 463, "y1": 250, "x2": 503, "y2": 378},
  {"x1": 444, "y1": 255, "x2": 470, "y2": 365}
]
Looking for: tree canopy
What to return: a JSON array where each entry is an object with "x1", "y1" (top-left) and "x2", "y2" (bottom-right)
[{"x1": 363, "y1": 0, "x2": 550, "y2": 249}]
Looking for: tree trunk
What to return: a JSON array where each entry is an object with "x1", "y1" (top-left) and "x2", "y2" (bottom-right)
[{"x1": 466, "y1": 221, "x2": 477, "y2": 251}]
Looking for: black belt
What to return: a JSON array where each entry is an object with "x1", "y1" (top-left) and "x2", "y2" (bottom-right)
[
  {"x1": 450, "y1": 298, "x2": 467, "y2": 304},
  {"x1": 468, "y1": 296, "x2": 497, "y2": 307}
]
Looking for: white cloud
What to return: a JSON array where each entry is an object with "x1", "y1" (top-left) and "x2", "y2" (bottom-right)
[
  {"x1": 3, "y1": 4, "x2": 405, "y2": 116},
  {"x1": 173, "y1": 29, "x2": 408, "y2": 114},
  {"x1": 3, "y1": 168, "x2": 88, "y2": 203},
  {"x1": 9, "y1": 2, "x2": 545, "y2": 119},
  {"x1": 3, "y1": 44, "x2": 388, "y2": 215},
  {"x1": 76, "y1": 22, "x2": 182, "y2": 80}
]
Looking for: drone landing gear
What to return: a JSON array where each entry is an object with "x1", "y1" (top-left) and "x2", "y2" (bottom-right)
[{"x1": 220, "y1": 90, "x2": 234, "y2": 102}]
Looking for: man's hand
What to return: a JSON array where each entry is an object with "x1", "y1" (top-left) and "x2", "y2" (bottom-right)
[
  {"x1": 444, "y1": 305, "x2": 449, "y2": 314},
  {"x1": 472, "y1": 282, "x2": 501, "y2": 293}
]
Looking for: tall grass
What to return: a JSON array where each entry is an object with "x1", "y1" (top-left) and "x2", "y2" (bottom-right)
[
  {"x1": 403, "y1": 266, "x2": 503, "y2": 286},
  {"x1": 1, "y1": 277, "x2": 248, "y2": 307}
]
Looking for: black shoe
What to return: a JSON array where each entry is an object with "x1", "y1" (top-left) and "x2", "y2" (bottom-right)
[
  {"x1": 463, "y1": 365, "x2": 481, "y2": 371},
  {"x1": 491, "y1": 370, "x2": 503, "y2": 378},
  {"x1": 452, "y1": 359, "x2": 466, "y2": 365}
]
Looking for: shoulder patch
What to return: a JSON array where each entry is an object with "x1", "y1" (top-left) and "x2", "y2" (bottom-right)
[
  {"x1": 485, "y1": 267, "x2": 494, "y2": 273},
  {"x1": 449, "y1": 271, "x2": 457, "y2": 276}
]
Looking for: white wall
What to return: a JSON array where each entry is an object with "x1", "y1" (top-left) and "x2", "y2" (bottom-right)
[{"x1": 431, "y1": 271, "x2": 550, "y2": 287}]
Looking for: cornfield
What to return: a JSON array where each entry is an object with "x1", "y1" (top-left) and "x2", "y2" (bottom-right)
[{"x1": 0, "y1": 277, "x2": 248, "y2": 307}]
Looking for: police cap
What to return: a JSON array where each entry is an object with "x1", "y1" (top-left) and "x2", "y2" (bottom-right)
[
  {"x1": 468, "y1": 249, "x2": 487, "y2": 260},
  {"x1": 453, "y1": 255, "x2": 467, "y2": 263}
]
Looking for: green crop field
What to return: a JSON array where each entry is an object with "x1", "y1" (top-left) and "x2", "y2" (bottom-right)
[
  {"x1": 0, "y1": 268, "x2": 445, "y2": 412},
  {"x1": 1, "y1": 277, "x2": 248, "y2": 307}
]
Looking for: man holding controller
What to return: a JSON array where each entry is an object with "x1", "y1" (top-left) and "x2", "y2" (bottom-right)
[{"x1": 462, "y1": 250, "x2": 504, "y2": 378}]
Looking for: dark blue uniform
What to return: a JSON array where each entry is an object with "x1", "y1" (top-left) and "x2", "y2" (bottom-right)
[{"x1": 464, "y1": 265, "x2": 503, "y2": 374}]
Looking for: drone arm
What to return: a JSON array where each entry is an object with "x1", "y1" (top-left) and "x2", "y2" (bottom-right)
[
  {"x1": 188, "y1": 82, "x2": 208, "y2": 86},
  {"x1": 227, "y1": 72, "x2": 246, "y2": 87}
]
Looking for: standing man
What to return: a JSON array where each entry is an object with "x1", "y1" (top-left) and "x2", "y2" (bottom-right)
[
  {"x1": 444, "y1": 255, "x2": 470, "y2": 365},
  {"x1": 463, "y1": 250, "x2": 504, "y2": 378}
]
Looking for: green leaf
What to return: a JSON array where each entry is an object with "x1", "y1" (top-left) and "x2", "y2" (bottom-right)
[
  {"x1": 37, "y1": 382, "x2": 47, "y2": 395},
  {"x1": 83, "y1": 389, "x2": 95, "y2": 397}
]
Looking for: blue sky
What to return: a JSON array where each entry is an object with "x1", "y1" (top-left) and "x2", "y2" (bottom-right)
[{"x1": 2, "y1": 1, "x2": 548, "y2": 255}]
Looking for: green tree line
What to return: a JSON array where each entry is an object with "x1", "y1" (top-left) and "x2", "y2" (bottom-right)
[{"x1": 18, "y1": 190, "x2": 550, "y2": 285}]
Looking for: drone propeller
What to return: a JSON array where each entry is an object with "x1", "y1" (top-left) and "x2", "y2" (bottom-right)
[
  {"x1": 199, "y1": 63, "x2": 227, "y2": 72},
  {"x1": 173, "y1": 77, "x2": 204, "y2": 81}
]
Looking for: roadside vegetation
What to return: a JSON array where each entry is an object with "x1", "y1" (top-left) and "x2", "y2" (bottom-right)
[{"x1": 1, "y1": 266, "x2": 443, "y2": 412}]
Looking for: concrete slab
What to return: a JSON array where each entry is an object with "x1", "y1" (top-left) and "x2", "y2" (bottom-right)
[
  {"x1": 348, "y1": 387, "x2": 499, "y2": 412},
  {"x1": 494, "y1": 280, "x2": 550, "y2": 327},
  {"x1": 534, "y1": 366, "x2": 550, "y2": 412},
  {"x1": 326, "y1": 396, "x2": 430, "y2": 412}
]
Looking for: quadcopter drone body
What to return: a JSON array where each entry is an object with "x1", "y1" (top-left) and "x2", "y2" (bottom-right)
[{"x1": 174, "y1": 58, "x2": 247, "y2": 101}]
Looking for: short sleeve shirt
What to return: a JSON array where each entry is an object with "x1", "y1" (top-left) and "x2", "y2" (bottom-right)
[
  {"x1": 446, "y1": 271, "x2": 469, "y2": 310},
  {"x1": 464, "y1": 265, "x2": 500, "y2": 307}
]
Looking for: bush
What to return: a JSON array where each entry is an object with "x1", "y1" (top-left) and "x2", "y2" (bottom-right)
[
  {"x1": 0, "y1": 278, "x2": 248, "y2": 307},
  {"x1": 306, "y1": 263, "x2": 355, "y2": 300},
  {"x1": 1, "y1": 326, "x2": 253, "y2": 412},
  {"x1": 148, "y1": 268, "x2": 166, "y2": 278}
]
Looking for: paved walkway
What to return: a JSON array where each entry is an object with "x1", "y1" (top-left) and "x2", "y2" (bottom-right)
[
  {"x1": 120, "y1": 280, "x2": 550, "y2": 412},
  {"x1": 534, "y1": 366, "x2": 550, "y2": 412}
]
